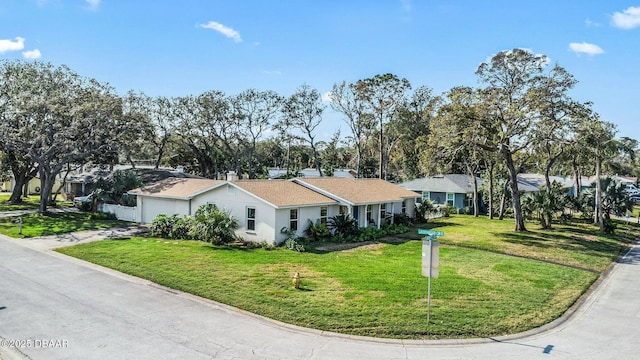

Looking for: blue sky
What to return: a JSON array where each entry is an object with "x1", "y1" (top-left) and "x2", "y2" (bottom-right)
[{"x1": 1, "y1": 1, "x2": 639, "y2": 143}]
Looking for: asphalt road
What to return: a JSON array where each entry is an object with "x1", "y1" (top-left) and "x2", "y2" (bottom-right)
[{"x1": 1, "y1": 233, "x2": 639, "y2": 360}]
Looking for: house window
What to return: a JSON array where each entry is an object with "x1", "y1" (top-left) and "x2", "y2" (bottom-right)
[
  {"x1": 366, "y1": 205, "x2": 373, "y2": 223},
  {"x1": 402, "y1": 200, "x2": 406, "y2": 214},
  {"x1": 320, "y1": 206, "x2": 328, "y2": 224},
  {"x1": 290, "y1": 209, "x2": 298, "y2": 231},
  {"x1": 446, "y1": 193, "x2": 454, "y2": 206},
  {"x1": 247, "y1": 207, "x2": 256, "y2": 231},
  {"x1": 422, "y1": 192, "x2": 430, "y2": 202},
  {"x1": 339, "y1": 206, "x2": 347, "y2": 215},
  {"x1": 380, "y1": 203, "x2": 386, "y2": 219}
]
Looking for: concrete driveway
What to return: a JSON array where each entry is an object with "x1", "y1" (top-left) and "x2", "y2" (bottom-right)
[{"x1": 0, "y1": 231, "x2": 639, "y2": 360}]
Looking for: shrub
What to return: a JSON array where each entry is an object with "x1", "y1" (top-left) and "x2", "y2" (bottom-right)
[
  {"x1": 170, "y1": 216, "x2": 194, "y2": 240},
  {"x1": 393, "y1": 213, "x2": 412, "y2": 226},
  {"x1": 150, "y1": 214, "x2": 180, "y2": 238},
  {"x1": 304, "y1": 219, "x2": 330, "y2": 242},
  {"x1": 603, "y1": 219, "x2": 617, "y2": 234},
  {"x1": 284, "y1": 238, "x2": 306, "y2": 252},
  {"x1": 190, "y1": 204, "x2": 239, "y2": 245},
  {"x1": 327, "y1": 214, "x2": 359, "y2": 237},
  {"x1": 415, "y1": 200, "x2": 434, "y2": 222},
  {"x1": 441, "y1": 206, "x2": 458, "y2": 217},
  {"x1": 280, "y1": 227, "x2": 305, "y2": 252},
  {"x1": 384, "y1": 223, "x2": 409, "y2": 235}
]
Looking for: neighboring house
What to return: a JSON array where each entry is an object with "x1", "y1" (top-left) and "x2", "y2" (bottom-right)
[
  {"x1": 129, "y1": 176, "x2": 417, "y2": 244},
  {"x1": 1, "y1": 176, "x2": 63, "y2": 196},
  {"x1": 399, "y1": 174, "x2": 482, "y2": 210},
  {"x1": 516, "y1": 173, "x2": 573, "y2": 193}
]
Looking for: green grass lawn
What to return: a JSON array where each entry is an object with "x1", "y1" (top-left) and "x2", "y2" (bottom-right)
[
  {"x1": 422, "y1": 215, "x2": 634, "y2": 272},
  {"x1": 56, "y1": 214, "x2": 627, "y2": 339},
  {"x1": 0, "y1": 194, "x2": 73, "y2": 212},
  {"x1": 0, "y1": 212, "x2": 128, "y2": 238},
  {"x1": 0, "y1": 194, "x2": 42, "y2": 211}
]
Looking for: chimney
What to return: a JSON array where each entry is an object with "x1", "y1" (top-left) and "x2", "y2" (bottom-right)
[{"x1": 226, "y1": 171, "x2": 237, "y2": 182}]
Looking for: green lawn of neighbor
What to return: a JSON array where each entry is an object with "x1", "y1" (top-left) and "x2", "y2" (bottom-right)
[
  {"x1": 422, "y1": 215, "x2": 634, "y2": 273},
  {"x1": 0, "y1": 194, "x2": 74, "y2": 212},
  {"x1": 0, "y1": 211, "x2": 128, "y2": 238},
  {"x1": 56, "y1": 214, "x2": 629, "y2": 339},
  {"x1": 0, "y1": 194, "x2": 42, "y2": 211}
]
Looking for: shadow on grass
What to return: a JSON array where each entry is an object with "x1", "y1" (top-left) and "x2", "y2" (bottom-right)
[{"x1": 501, "y1": 230, "x2": 623, "y2": 255}]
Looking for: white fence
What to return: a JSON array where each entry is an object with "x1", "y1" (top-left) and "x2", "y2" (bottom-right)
[{"x1": 100, "y1": 203, "x2": 138, "y2": 222}]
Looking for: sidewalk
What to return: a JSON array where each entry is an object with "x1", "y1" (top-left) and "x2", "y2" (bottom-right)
[{"x1": 8, "y1": 225, "x2": 149, "y2": 251}]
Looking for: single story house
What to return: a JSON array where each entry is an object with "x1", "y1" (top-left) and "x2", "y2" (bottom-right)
[
  {"x1": 399, "y1": 174, "x2": 482, "y2": 210},
  {"x1": 293, "y1": 177, "x2": 417, "y2": 229},
  {"x1": 129, "y1": 176, "x2": 417, "y2": 244}
]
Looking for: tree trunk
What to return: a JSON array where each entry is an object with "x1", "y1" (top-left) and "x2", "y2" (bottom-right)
[
  {"x1": 543, "y1": 161, "x2": 553, "y2": 229},
  {"x1": 9, "y1": 173, "x2": 28, "y2": 203},
  {"x1": 488, "y1": 163, "x2": 494, "y2": 220},
  {"x1": 378, "y1": 117, "x2": 384, "y2": 180},
  {"x1": 594, "y1": 153, "x2": 604, "y2": 231},
  {"x1": 499, "y1": 179, "x2": 509, "y2": 220},
  {"x1": 572, "y1": 159, "x2": 580, "y2": 199},
  {"x1": 502, "y1": 147, "x2": 526, "y2": 231}
]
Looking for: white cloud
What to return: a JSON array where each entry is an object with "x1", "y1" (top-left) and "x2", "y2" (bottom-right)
[
  {"x1": 199, "y1": 21, "x2": 242, "y2": 43},
  {"x1": 0, "y1": 37, "x2": 25, "y2": 53},
  {"x1": 585, "y1": 18, "x2": 600, "y2": 27},
  {"x1": 262, "y1": 70, "x2": 281, "y2": 75},
  {"x1": 85, "y1": 0, "x2": 101, "y2": 11},
  {"x1": 321, "y1": 91, "x2": 333, "y2": 103},
  {"x1": 569, "y1": 42, "x2": 605, "y2": 56},
  {"x1": 611, "y1": 6, "x2": 640, "y2": 29},
  {"x1": 22, "y1": 49, "x2": 42, "y2": 59}
]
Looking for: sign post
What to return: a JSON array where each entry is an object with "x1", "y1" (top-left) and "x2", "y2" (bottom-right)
[{"x1": 418, "y1": 229, "x2": 442, "y2": 325}]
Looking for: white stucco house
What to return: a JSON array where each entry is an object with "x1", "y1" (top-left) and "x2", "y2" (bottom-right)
[{"x1": 129, "y1": 177, "x2": 417, "y2": 244}]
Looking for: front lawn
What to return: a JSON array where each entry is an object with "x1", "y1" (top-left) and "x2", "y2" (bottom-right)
[
  {"x1": 0, "y1": 194, "x2": 73, "y2": 212},
  {"x1": 0, "y1": 212, "x2": 128, "y2": 238},
  {"x1": 55, "y1": 214, "x2": 626, "y2": 339}
]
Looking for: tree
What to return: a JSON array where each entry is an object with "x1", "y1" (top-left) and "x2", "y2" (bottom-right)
[
  {"x1": 582, "y1": 177, "x2": 633, "y2": 221},
  {"x1": 119, "y1": 91, "x2": 156, "y2": 169},
  {"x1": 329, "y1": 81, "x2": 374, "y2": 178},
  {"x1": 521, "y1": 182, "x2": 567, "y2": 229},
  {"x1": 93, "y1": 170, "x2": 143, "y2": 207},
  {"x1": 428, "y1": 86, "x2": 489, "y2": 217},
  {"x1": 529, "y1": 64, "x2": 580, "y2": 228},
  {"x1": 0, "y1": 60, "x2": 122, "y2": 213},
  {"x1": 354, "y1": 73, "x2": 411, "y2": 179},
  {"x1": 475, "y1": 49, "x2": 550, "y2": 231},
  {"x1": 578, "y1": 115, "x2": 618, "y2": 231},
  {"x1": 282, "y1": 84, "x2": 325, "y2": 177},
  {"x1": 231, "y1": 89, "x2": 282, "y2": 178},
  {"x1": 394, "y1": 86, "x2": 439, "y2": 180}
]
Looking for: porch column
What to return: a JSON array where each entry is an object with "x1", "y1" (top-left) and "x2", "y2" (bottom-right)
[
  {"x1": 391, "y1": 203, "x2": 395, "y2": 224},
  {"x1": 376, "y1": 204, "x2": 381, "y2": 229}
]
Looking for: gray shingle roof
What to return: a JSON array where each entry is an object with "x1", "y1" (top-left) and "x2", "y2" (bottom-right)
[{"x1": 399, "y1": 174, "x2": 480, "y2": 194}]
